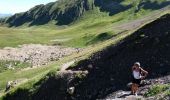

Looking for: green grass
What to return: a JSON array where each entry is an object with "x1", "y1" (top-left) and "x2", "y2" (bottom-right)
[
  {"x1": 0, "y1": 65, "x2": 52, "y2": 92},
  {"x1": 145, "y1": 84, "x2": 170, "y2": 97},
  {"x1": 0, "y1": 60, "x2": 31, "y2": 73},
  {"x1": 165, "y1": 89, "x2": 170, "y2": 97}
]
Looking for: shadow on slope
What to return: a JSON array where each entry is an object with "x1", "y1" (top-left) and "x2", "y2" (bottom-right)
[
  {"x1": 68, "y1": 14, "x2": 170, "y2": 99},
  {"x1": 4, "y1": 88, "x2": 31, "y2": 100},
  {"x1": 3, "y1": 71, "x2": 85, "y2": 100},
  {"x1": 5, "y1": 0, "x2": 91, "y2": 27},
  {"x1": 94, "y1": 0, "x2": 132, "y2": 15},
  {"x1": 136, "y1": 1, "x2": 170, "y2": 12},
  {"x1": 3, "y1": 14, "x2": 170, "y2": 100},
  {"x1": 142, "y1": 1, "x2": 170, "y2": 10}
]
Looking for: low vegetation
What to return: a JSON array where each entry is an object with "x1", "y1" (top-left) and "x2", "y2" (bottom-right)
[
  {"x1": 0, "y1": 60, "x2": 31, "y2": 73},
  {"x1": 145, "y1": 84, "x2": 170, "y2": 97}
]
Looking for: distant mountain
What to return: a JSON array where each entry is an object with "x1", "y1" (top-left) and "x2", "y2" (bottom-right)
[
  {"x1": 0, "y1": 13, "x2": 12, "y2": 18},
  {"x1": 1, "y1": 0, "x2": 170, "y2": 27}
]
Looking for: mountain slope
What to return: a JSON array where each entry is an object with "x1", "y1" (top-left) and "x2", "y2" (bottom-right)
[
  {"x1": 1, "y1": 0, "x2": 92, "y2": 26},
  {"x1": 1, "y1": 0, "x2": 170, "y2": 27},
  {"x1": 67, "y1": 13, "x2": 170, "y2": 99},
  {"x1": 3, "y1": 13, "x2": 170, "y2": 100}
]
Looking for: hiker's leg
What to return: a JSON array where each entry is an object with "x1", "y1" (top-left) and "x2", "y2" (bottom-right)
[
  {"x1": 131, "y1": 83, "x2": 135, "y2": 94},
  {"x1": 133, "y1": 84, "x2": 138, "y2": 94},
  {"x1": 136, "y1": 84, "x2": 139, "y2": 94},
  {"x1": 134, "y1": 84, "x2": 140, "y2": 96},
  {"x1": 136, "y1": 79, "x2": 141, "y2": 95}
]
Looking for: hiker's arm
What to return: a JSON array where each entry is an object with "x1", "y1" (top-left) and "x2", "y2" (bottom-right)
[{"x1": 140, "y1": 67, "x2": 148, "y2": 77}]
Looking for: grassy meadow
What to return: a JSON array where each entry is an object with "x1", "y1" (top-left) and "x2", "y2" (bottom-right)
[{"x1": 0, "y1": 6, "x2": 165, "y2": 48}]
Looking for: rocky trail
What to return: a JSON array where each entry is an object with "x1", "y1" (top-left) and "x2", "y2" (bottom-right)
[
  {"x1": 105, "y1": 75, "x2": 170, "y2": 100},
  {"x1": 0, "y1": 44, "x2": 80, "y2": 67}
]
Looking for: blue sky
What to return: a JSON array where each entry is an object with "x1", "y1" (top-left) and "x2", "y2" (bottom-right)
[{"x1": 0, "y1": 0, "x2": 56, "y2": 14}]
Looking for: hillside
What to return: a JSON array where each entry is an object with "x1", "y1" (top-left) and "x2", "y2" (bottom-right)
[
  {"x1": 2, "y1": 13, "x2": 170, "y2": 100},
  {"x1": 0, "y1": 0, "x2": 170, "y2": 100},
  {"x1": 68, "y1": 13, "x2": 170, "y2": 99},
  {"x1": 0, "y1": 0, "x2": 169, "y2": 48},
  {"x1": 1, "y1": 0, "x2": 170, "y2": 27}
]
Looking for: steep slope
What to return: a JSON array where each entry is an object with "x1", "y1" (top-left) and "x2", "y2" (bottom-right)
[
  {"x1": 67, "y1": 13, "x2": 170, "y2": 99},
  {"x1": 68, "y1": 13, "x2": 170, "y2": 99},
  {"x1": 3, "y1": 13, "x2": 170, "y2": 100},
  {"x1": 1, "y1": 0, "x2": 170, "y2": 26},
  {"x1": 2, "y1": 0, "x2": 92, "y2": 26}
]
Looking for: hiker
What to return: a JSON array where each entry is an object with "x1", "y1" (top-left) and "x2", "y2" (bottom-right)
[{"x1": 131, "y1": 62, "x2": 148, "y2": 96}]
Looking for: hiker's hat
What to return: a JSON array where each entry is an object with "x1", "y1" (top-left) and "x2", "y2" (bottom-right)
[{"x1": 134, "y1": 62, "x2": 140, "y2": 67}]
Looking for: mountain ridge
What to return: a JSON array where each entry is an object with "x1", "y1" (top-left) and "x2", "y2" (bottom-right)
[
  {"x1": 1, "y1": 0, "x2": 170, "y2": 27},
  {"x1": 1, "y1": 0, "x2": 92, "y2": 26}
]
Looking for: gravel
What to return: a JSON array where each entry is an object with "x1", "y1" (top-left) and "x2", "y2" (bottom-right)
[{"x1": 0, "y1": 44, "x2": 80, "y2": 67}]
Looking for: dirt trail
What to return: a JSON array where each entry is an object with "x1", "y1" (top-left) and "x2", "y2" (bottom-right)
[{"x1": 113, "y1": 6, "x2": 170, "y2": 31}]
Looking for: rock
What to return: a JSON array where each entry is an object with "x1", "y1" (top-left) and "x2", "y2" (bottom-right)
[
  {"x1": 127, "y1": 82, "x2": 132, "y2": 88},
  {"x1": 88, "y1": 64, "x2": 93, "y2": 69},
  {"x1": 141, "y1": 80, "x2": 151, "y2": 85},
  {"x1": 110, "y1": 78, "x2": 114, "y2": 81},
  {"x1": 6, "y1": 63, "x2": 13, "y2": 69},
  {"x1": 12, "y1": 80, "x2": 18, "y2": 86},
  {"x1": 67, "y1": 87, "x2": 75, "y2": 95},
  {"x1": 5, "y1": 81, "x2": 13, "y2": 92},
  {"x1": 125, "y1": 95, "x2": 144, "y2": 100}
]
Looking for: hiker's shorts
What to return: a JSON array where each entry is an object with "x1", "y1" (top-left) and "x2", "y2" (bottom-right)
[{"x1": 132, "y1": 78, "x2": 141, "y2": 85}]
